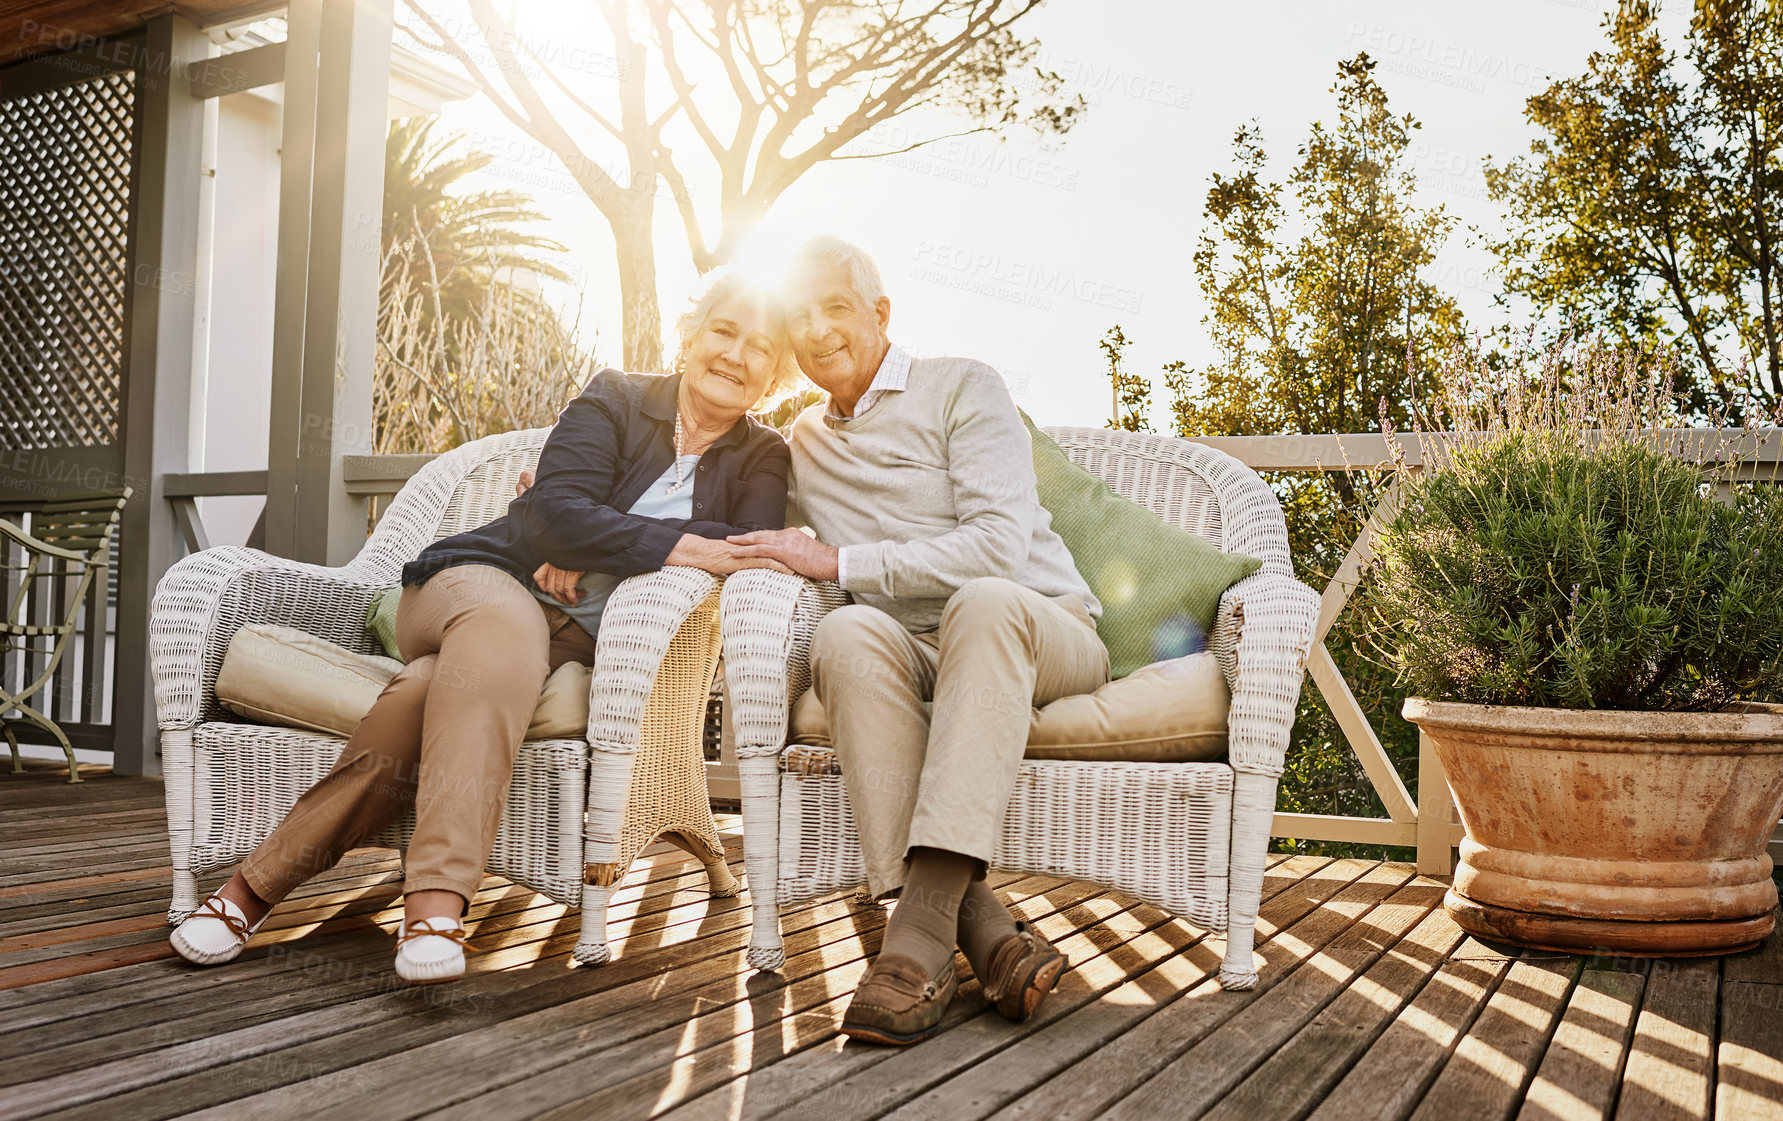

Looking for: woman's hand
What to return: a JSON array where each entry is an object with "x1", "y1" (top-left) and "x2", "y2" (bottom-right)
[
  {"x1": 515, "y1": 468, "x2": 536, "y2": 497},
  {"x1": 726, "y1": 528, "x2": 841, "y2": 581},
  {"x1": 666, "y1": 534, "x2": 794, "y2": 576},
  {"x1": 533, "y1": 562, "x2": 584, "y2": 606}
]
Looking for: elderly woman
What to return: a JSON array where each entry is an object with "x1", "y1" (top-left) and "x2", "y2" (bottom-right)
[{"x1": 170, "y1": 271, "x2": 797, "y2": 983}]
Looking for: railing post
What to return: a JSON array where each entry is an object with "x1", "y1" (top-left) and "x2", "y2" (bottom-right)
[
  {"x1": 1416, "y1": 730, "x2": 1456, "y2": 876},
  {"x1": 114, "y1": 13, "x2": 210, "y2": 776}
]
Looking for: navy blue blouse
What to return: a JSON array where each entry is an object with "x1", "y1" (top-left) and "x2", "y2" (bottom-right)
[{"x1": 402, "y1": 368, "x2": 791, "y2": 588}]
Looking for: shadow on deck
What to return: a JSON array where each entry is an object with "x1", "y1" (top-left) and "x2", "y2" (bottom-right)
[{"x1": 2, "y1": 762, "x2": 1780, "y2": 1120}]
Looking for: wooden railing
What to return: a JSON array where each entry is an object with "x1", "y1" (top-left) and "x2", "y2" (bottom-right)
[{"x1": 164, "y1": 428, "x2": 1783, "y2": 870}]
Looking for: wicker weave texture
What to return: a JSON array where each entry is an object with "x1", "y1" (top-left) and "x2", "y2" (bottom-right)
[
  {"x1": 777, "y1": 755, "x2": 1233, "y2": 929},
  {"x1": 725, "y1": 426, "x2": 1318, "y2": 989},
  {"x1": 585, "y1": 582, "x2": 733, "y2": 882},
  {"x1": 186, "y1": 724, "x2": 589, "y2": 904},
  {"x1": 154, "y1": 426, "x2": 738, "y2": 931}
]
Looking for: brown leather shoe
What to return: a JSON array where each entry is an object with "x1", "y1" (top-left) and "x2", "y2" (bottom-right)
[
  {"x1": 983, "y1": 921, "x2": 1067, "y2": 1022},
  {"x1": 840, "y1": 954, "x2": 958, "y2": 1045}
]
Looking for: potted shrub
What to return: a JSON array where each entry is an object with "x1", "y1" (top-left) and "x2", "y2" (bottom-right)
[{"x1": 1368, "y1": 346, "x2": 1783, "y2": 955}]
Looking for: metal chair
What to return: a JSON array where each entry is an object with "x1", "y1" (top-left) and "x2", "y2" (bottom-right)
[{"x1": 2, "y1": 489, "x2": 131, "y2": 783}]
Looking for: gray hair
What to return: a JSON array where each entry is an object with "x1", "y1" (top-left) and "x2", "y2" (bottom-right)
[
  {"x1": 788, "y1": 235, "x2": 886, "y2": 306},
  {"x1": 672, "y1": 268, "x2": 802, "y2": 398}
]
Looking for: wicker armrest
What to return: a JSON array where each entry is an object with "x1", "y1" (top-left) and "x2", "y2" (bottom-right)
[
  {"x1": 719, "y1": 570, "x2": 850, "y2": 760},
  {"x1": 584, "y1": 566, "x2": 723, "y2": 752},
  {"x1": 149, "y1": 546, "x2": 387, "y2": 729},
  {"x1": 1210, "y1": 570, "x2": 1320, "y2": 777}
]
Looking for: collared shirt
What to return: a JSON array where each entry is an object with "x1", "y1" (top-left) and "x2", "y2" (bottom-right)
[
  {"x1": 829, "y1": 344, "x2": 911, "y2": 589},
  {"x1": 826, "y1": 343, "x2": 911, "y2": 421},
  {"x1": 404, "y1": 368, "x2": 790, "y2": 588}
]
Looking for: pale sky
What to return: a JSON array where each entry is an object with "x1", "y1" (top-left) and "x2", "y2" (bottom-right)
[{"x1": 414, "y1": 0, "x2": 1696, "y2": 428}]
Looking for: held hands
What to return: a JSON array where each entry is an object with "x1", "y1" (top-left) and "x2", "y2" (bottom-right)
[
  {"x1": 536, "y1": 538, "x2": 788, "y2": 601},
  {"x1": 533, "y1": 562, "x2": 584, "y2": 606},
  {"x1": 725, "y1": 528, "x2": 841, "y2": 582},
  {"x1": 515, "y1": 468, "x2": 536, "y2": 497},
  {"x1": 666, "y1": 534, "x2": 795, "y2": 576}
]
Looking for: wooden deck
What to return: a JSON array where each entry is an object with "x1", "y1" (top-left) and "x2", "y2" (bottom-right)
[{"x1": 3, "y1": 762, "x2": 1781, "y2": 1121}]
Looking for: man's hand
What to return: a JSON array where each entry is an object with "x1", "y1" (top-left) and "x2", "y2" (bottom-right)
[
  {"x1": 533, "y1": 562, "x2": 583, "y2": 606},
  {"x1": 725, "y1": 528, "x2": 841, "y2": 582},
  {"x1": 665, "y1": 534, "x2": 795, "y2": 576},
  {"x1": 515, "y1": 468, "x2": 536, "y2": 497}
]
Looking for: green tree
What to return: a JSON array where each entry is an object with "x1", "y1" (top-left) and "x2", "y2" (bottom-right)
[
  {"x1": 1181, "y1": 53, "x2": 1460, "y2": 467},
  {"x1": 1171, "y1": 54, "x2": 1463, "y2": 852},
  {"x1": 1486, "y1": 1, "x2": 1783, "y2": 414},
  {"x1": 1100, "y1": 325, "x2": 1152, "y2": 432}
]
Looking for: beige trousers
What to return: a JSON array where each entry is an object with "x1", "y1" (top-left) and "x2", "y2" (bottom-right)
[
  {"x1": 808, "y1": 576, "x2": 1111, "y2": 898},
  {"x1": 240, "y1": 564, "x2": 597, "y2": 909}
]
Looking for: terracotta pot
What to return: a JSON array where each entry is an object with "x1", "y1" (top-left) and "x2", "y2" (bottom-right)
[{"x1": 1403, "y1": 698, "x2": 1783, "y2": 956}]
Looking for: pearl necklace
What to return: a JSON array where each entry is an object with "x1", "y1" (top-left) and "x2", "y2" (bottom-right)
[{"x1": 669, "y1": 412, "x2": 692, "y2": 493}]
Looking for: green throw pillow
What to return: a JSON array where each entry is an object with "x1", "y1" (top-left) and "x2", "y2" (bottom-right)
[
  {"x1": 1021, "y1": 413, "x2": 1262, "y2": 679},
  {"x1": 365, "y1": 586, "x2": 404, "y2": 662}
]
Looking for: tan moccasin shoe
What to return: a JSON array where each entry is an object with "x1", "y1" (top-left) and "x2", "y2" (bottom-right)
[
  {"x1": 840, "y1": 954, "x2": 958, "y2": 1046},
  {"x1": 983, "y1": 921, "x2": 1067, "y2": 1022}
]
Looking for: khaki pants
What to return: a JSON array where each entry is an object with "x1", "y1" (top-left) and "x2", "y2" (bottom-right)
[
  {"x1": 808, "y1": 576, "x2": 1110, "y2": 898},
  {"x1": 240, "y1": 564, "x2": 597, "y2": 909}
]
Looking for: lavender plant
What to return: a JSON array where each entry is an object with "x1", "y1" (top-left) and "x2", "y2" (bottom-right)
[{"x1": 1367, "y1": 341, "x2": 1783, "y2": 712}]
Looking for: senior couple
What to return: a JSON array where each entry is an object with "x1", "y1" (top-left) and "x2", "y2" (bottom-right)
[{"x1": 170, "y1": 236, "x2": 1109, "y2": 1045}]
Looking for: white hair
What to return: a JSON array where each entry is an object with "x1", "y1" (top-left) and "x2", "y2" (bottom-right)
[
  {"x1": 788, "y1": 235, "x2": 886, "y2": 306},
  {"x1": 672, "y1": 268, "x2": 801, "y2": 397}
]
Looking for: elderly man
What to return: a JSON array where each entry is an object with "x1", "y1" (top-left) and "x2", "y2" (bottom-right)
[{"x1": 729, "y1": 236, "x2": 1109, "y2": 1045}]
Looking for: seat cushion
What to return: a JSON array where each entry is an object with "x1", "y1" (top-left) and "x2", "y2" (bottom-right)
[
  {"x1": 216, "y1": 623, "x2": 591, "y2": 740},
  {"x1": 1023, "y1": 414, "x2": 1262, "y2": 679},
  {"x1": 788, "y1": 649, "x2": 1229, "y2": 764}
]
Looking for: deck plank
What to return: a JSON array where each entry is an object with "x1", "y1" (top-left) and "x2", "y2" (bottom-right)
[
  {"x1": 1196, "y1": 903, "x2": 1470, "y2": 1121},
  {"x1": 5, "y1": 770, "x2": 1782, "y2": 1121},
  {"x1": 975, "y1": 860, "x2": 1416, "y2": 1121},
  {"x1": 824, "y1": 857, "x2": 1332, "y2": 1121},
  {"x1": 427, "y1": 882, "x2": 1137, "y2": 1121},
  {"x1": 1718, "y1": 915, "x2": 1783, "y2": 1121},
  {"x1": 618, "y1": 858, "x2": 1318, "y2": 1121},
  {"x1": 1101, "y1": 878, "x2": 1448, "y2": 1121},
  {"x1": 1613, "y1": 959, "x2": 1717, "y2": 1121},
  {"x1": 104, "y1": 875, "x2": 1086, "y2": 1121},
  {"x1": 1406, "y1": 956, "x2": 1583, "y2": 1121},
  {"x1": 673, "y1": 857, "x2": 1373, "y2": 1121},
  {"x1": 1514, "y1": 967, "x2": 1645, "y2": 1121},
  {"x1": 1306, "y1": 938, "x2": 1520, "y2": 1121}
]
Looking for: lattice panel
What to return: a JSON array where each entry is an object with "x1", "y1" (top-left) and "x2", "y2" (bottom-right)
[{"x1": 0, "y1": 72, "x2": 134, "y2": 449}]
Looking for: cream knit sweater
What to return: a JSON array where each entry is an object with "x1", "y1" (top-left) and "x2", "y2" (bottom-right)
[{"x1": 788, "y1": 354, "x2": 1100, "y2": 633}]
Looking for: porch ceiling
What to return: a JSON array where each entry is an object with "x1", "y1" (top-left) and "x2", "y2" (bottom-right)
[{"x1": 0, "y1": 1, "x2": 285, "y2": 67}]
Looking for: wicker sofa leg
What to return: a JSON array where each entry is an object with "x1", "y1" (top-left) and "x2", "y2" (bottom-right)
[
  {"x1": 162, "y1": 726, "x2": 201, "y2": 923},
  {"x1": 1220, "y1": 770, "x2": 1280, "y2": 990},
  {"x1": 574, "y1": 880, "x2": 616, "y2": 965},
  {"x1": 739, "y1": 754, "x2": 786, "y2": 971}
]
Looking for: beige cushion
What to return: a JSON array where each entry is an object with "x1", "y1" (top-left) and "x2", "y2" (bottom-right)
[
  {"x1": 529, "y1": 663, "x2": 593, "y2": 739},
  {"x1": 788, "y1": 649, "x2": 1229, "y2": 764},
  {"x1": 216, "y1": 624, "x2": 591, "y2": 740}
]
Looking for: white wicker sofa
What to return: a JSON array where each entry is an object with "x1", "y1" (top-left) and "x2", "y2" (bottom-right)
[
  {"x1": 717, "y1": 426, "x2": 1319, "y2": 990},
  {"x1": 150, "y1": 427, "x2": 735, "y2": 964}
]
